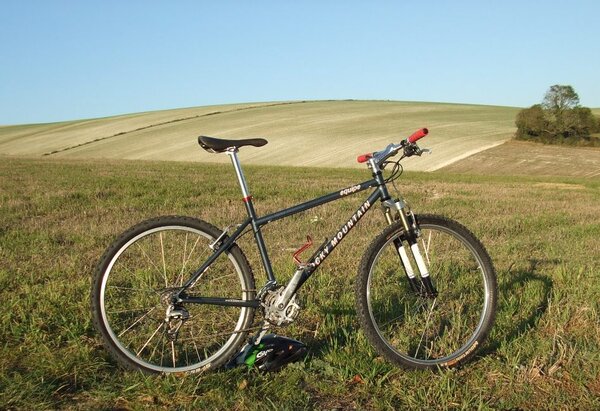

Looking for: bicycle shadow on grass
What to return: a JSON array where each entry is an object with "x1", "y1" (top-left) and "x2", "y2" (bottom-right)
[{"x1": 479, "y1": 258, "x2": 555, "y2": 356}]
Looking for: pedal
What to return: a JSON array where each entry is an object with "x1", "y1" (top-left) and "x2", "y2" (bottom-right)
[{"x1": 292, "y1": 235, "x2": 313, "y2": 266}]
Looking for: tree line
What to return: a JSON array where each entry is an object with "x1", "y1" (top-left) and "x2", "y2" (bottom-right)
[{"x1": 515, "y1": 85, "x2": 600, "y2": 146}]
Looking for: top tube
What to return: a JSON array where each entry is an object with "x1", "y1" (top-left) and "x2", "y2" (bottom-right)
[{"x1": 255, "y1": 179, "x2": 379, "y2": 226}]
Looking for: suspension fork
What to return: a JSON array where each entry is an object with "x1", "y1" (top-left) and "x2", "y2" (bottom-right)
[{"x1": 382, "y1": 198, "x2": 438, "y2": 297}]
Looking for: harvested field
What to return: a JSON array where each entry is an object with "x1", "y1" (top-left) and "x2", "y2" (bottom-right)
[
  {"x1": 0, "y1": 100, "x2": 519, "y2": 171},
  {"x1": 441, "y1": 140, "x2": 600, "y2": 178}
]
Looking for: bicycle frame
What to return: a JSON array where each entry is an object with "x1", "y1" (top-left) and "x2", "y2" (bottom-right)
[{"x1": 178, "y1": 149, "x2": 394, "y2": 308}]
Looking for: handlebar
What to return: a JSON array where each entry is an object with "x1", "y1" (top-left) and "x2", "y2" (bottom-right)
[
  {"x1": 356, "y1": 153, "x2": 373, "y2": 163},
  {"x1": 357, "y1": 128, "x2": 429, "y2": 165},
  {"x1": 408, "y1": 128, "x2": 428, "y2": 143}
]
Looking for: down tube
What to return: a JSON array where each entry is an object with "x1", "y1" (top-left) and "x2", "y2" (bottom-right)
[{"x1": 296, "y1": 189, "x2": 382, "y2": 289}]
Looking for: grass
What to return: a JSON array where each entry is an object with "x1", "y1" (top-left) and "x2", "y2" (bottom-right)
[{"x1": 1, "y1": 156, "x2": 599, "y2": 409}]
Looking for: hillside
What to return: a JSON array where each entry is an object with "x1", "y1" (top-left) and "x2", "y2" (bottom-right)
[
  {"x1": 0, "y1": 100, "x2": 519, "y2": 171},
  {"x1": 0, "y1": 102, "x2": 276, "y2": 157},
  {"x1": 442, "y1": 140, "x2": 600, "y2": 178}
]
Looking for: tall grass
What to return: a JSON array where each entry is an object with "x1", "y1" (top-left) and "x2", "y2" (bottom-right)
[{"x1": 1, "y1": 157, "x2": 598, "y2": 409}]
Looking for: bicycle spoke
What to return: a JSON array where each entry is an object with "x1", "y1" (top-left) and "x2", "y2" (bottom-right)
[
  {"x1": 137, "y1": 322, "x2": 164, "y2": 356},
  {"x1": 112, "y1": 263, "x2": 158, "y2": 292},
  {"x1": 176, "y1": 325, "x2": 259, "y2": 344},
  {"x1": 159, "y1": 232, "x2": 168, "y2": 287},
  {"x1": 177, "y1": 235, "x2": 202, "y2": 286},
  {"x1": 181, "y1": 233, "x2": 188, "y2": 280},
  {"x1": 106, "y1": 304, "x2": 160, "y2": 315},
  {"x1": 420, "y1": 231, "x2": 433, "y2": 266},
  {"x1": 190, "y1": 329, "x2": 202, "y2": 363},
  {"x1": 178, "y1": 233, "x2": 189, "y2": 286},
  {"x1": 414, "y1": 298, "x2": 436, "y2": 359},
  {"x1": 135, "y1": 242, "x2": 164, "y2": 283},
  {"x1": 160, "y1": 337, "x2": 166, "y2": 367},
  {"x1": 117, "y1": 306, "x2": 158, "y2": 338},
  {"x1": 107, "y1": 285, "x2": 158, "y2": 294}
]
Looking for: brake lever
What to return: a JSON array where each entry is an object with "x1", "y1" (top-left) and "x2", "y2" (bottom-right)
[
  {"x1": 403, "y1": 144, "x2": 419, "y2": 157},
  {"x1": 404, "y1": 144, "x2": 432, "y2": 157}
]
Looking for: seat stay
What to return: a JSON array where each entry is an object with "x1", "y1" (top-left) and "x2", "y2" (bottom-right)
[{"x1": 181, "y1": 217, "x2": 253, "y2": 290}]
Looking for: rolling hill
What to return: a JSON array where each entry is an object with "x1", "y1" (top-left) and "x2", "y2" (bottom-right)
[
  {"x1": 443, "y1": 139, "x2": 600, "y2": 178},
  {"x1": 0, "y1": 100, "x2": 519, "y2": 171}
]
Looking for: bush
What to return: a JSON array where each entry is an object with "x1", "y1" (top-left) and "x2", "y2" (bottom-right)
[
  {"x1": 515, "y1": 85, "x2": 599, "y2": 146},
  {"x1": 515, "y1": 105, "x2": 547, "y2": 139}
]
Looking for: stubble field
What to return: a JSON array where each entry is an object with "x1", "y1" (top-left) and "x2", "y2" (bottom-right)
[
  {"x1": 0, "y1": 100, "x2": 519, "y2": 171},
  {"x1": 445, "y1": 140, "x2": 600, "y2": 178}
]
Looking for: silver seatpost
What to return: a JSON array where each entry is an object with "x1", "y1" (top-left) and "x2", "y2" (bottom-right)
[{"x1": 226, "y1": 148, "x2": 251, "y2": 201}]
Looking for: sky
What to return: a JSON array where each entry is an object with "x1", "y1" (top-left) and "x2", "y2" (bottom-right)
[{"x1": 1, "y1": 1, "x2": 599, "y2": 125}]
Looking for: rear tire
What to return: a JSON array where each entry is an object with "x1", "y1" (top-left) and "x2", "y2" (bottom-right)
[
  {"x1": 355, "y1": 215, "x2": 497, "y2": 369},
  {"x1": 91, "y1": 216, "x2": 256, "y2": 374}
]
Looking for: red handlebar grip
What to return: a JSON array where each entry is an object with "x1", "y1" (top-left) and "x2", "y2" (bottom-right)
[
  {"x1": 408, "y1": 128, "x2": 429, "y2": 143},
  {"x1": 357, "y1": 153, "x2": 373, "y2": 163}
]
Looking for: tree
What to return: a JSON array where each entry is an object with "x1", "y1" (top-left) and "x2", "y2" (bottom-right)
[
  {"x1": 542, "y1": 84, "x2": 580, "y2": 113},
  {"x1": 542, "y1": 85, "x2": 580, "y2": 136},
  {"x1": 515, "y1": 85, "x2": 598, "y2": 145}
]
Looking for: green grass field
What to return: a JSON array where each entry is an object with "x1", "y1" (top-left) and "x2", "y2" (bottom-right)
[{"x1": 1, "y1": 156, "x2": 598, "y2": 409}]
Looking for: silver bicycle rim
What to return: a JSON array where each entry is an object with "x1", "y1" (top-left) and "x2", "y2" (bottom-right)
[
  {"x1": 366, "y1": 223, "x2": 492, "y2": 366},
  {"x1": 99, "y1": 225, "x2": 251, "y2": 373}
]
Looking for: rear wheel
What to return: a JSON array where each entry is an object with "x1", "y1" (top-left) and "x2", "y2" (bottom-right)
[
  {"x1": 91, "y1": 216, "x2": 256, "y2": 374},
  {"x1": 355, "y1": 215, "x2": 497, "y2": 369}
]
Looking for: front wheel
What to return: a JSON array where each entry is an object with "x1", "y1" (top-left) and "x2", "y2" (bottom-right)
[
  {"x1": 355, "y1": 214, "x2": 497, "y2": 369},
  {"x1": 91, "y1": 216, "x2": 256, "y2": 374}
]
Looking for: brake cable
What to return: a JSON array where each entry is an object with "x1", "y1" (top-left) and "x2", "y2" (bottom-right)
[{"x1": 381, "y1": 154, "x2": 405, "y2": 196}]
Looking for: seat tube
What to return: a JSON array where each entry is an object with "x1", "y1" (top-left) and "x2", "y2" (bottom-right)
[{"x1": 226, "y1": 149, "x2": 276, "y2": 282}]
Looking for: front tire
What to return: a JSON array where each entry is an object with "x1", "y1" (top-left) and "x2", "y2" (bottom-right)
[
  {"x1": 91, "y1": 216, "x2": 256, "y2": 374},
  {"x1": 355, "y1": 215, "x2": 497, "y2": 369}
]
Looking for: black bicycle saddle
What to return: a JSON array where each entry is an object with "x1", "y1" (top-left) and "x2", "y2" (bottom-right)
[{"x1": 198, "y1": 136, "x2": 268, "y2": 153}]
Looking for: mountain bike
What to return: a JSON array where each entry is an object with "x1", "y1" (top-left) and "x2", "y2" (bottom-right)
[{"x1": 91, "y1": 128, "x2": 498, "y2": 374}]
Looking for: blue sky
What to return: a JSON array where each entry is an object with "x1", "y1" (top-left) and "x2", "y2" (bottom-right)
[{"x1": 1, "y1": 1, "x2": 599, "y2": 125}]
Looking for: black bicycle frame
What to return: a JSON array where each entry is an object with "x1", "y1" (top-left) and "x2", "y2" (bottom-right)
[{"x1": 179, "y1": 152, "x2": 392, "y2": 308}]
